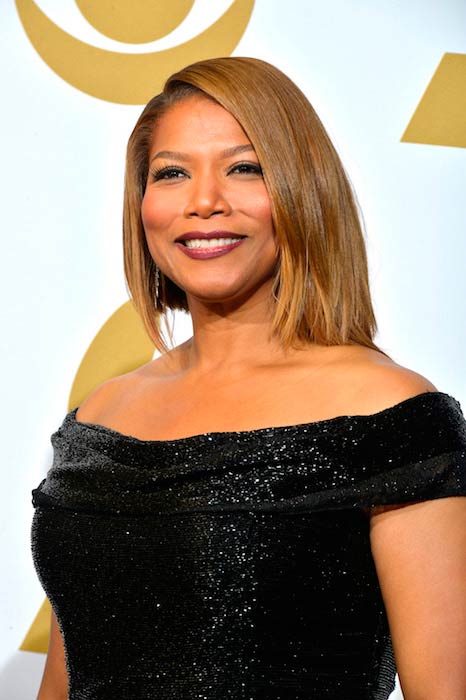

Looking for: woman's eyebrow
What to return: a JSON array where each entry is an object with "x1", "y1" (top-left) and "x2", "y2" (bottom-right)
[
  {"x1": 221, "y1": 144, "x2": 255, "y2": 158},
  {"x1": 150, "y1": 144, "x2": 255, "y2": 164},
  {"x1": 150, "y1": 150, "x2": 189, "y2": 163}
]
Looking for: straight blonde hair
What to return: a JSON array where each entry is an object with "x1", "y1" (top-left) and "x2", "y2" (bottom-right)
[{"x1": 123, "y1": 56, "x2": 389, "y2": 357}]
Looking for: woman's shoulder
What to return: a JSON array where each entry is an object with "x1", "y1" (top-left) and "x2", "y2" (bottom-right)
[
  {"x1": 75, "y1": 350, "x2": 180, "y2": 426},
  {"x1": 75, "y1": 374, "x2": 135, "y2": 427},
  {"x1": 326, "y1": 344, "x2": 439, "y2": 416}
]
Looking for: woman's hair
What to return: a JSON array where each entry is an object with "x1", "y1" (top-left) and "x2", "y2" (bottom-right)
[{"x1": 124, "y1": 56, "x2": 388, "y2": 357}]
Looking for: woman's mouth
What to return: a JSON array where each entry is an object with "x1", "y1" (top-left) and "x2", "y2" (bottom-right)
[
  {"x1": 183, "y1": 237, "x2": 242, "y2": 249},
  {"x1": 175, "y1": 234, "x2": 247, "y2": 259}
]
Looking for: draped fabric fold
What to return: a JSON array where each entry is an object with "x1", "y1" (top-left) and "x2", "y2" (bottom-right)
[{"x1": 33, "y1": 392, "x2": 466, "y2": 515}]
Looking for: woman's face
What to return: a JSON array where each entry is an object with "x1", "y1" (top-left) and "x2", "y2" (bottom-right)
[{"x1": 141, "y1": 95, "x2": 279, "y2": 308}]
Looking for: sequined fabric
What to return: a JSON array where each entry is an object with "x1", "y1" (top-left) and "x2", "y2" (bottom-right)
[{"x1": 31, "y1": 391, "x2": 466, "y2": 699}]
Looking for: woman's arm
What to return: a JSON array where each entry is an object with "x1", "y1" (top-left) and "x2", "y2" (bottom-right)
[
  {"x1": 369, "y1": 496, "x2": 466, "y2": 700},
  {"x1": 36, "y1": 609, "x2": 68, "y2": 700}
]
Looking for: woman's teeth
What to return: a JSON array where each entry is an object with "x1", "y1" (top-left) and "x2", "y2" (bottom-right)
[{"x1": 183, "y1": 237, "x2": 242, "y2": 249}]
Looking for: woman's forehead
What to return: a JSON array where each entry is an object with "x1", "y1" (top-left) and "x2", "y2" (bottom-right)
[{"x1": 149, "y1": 96, "x2": 252, "y2": 154}]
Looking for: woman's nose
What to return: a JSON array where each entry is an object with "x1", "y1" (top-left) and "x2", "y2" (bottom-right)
[{"x1": 183, "y1": 174, "x2": 232, "y2": 219}]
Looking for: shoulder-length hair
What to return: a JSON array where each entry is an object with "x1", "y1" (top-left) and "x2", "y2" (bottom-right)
[{"x1": 123, "y1": 56, "x2": 388, "y2": 357}]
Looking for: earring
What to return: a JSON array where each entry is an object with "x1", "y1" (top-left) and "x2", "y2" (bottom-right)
[{"x1": 154, "y1": 265, "x2": 160, "y2": 304}]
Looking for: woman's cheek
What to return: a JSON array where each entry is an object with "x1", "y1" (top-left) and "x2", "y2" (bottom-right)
[
  {"x1": 141, "y1": 190, "x2": 178, "y2": 238},
  {"x1": 140, "y1": 193, "x2": 156, "y2": 234}
]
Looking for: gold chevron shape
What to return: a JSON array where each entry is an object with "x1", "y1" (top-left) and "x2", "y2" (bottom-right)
[{"x1": 401, "y1": 52, "x2": 466, "y2": 149}]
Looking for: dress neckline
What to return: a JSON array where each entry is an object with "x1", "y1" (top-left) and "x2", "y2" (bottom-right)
[{"x1": 66, "y1": 391, "x2": 459, "y2": 447}]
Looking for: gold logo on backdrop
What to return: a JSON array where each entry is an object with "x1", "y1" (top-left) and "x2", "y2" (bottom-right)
[
  {"x1": 402, "y1": 52, "x2": 466, "y2": 149},
  {"x1": 21, "y1": 301, "x2": 156, "y2": 653},
  {"x1": 15, "y1": 0, "x2": 255, "y2": 104},
  {"x1": 75, "y1": 0, "x2": 195, "y2": 44}
]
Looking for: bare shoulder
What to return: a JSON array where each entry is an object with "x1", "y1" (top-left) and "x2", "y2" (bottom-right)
[
  {"x1": 335, "y1": 345, "x2": 438, "y2": 415},
  {"x1": 75, "y1": 348, "x2": 182, "y2": 425},
  {"x1": 75, "y1": 371, "x2": 140, "y2": 425}
]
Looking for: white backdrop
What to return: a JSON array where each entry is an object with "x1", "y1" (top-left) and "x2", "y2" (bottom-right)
[{"x1": 1, "y1": 0, "x2": 465, "y2": 697}]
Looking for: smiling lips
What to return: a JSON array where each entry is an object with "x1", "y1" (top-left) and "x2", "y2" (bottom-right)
[{"x1": 175, "y1": 231, "x2": 247, "y2": 259}]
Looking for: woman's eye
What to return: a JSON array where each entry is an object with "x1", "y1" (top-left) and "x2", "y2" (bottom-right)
[
  {"x1": 150, "y1": 166, "x2": 187, "y2": 182},
  {"x1": 229, "y1": 162, "x2": 263, "y2": 176}
]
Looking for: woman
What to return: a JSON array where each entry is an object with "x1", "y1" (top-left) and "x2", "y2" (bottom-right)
[{"x1": 32, "y1": 57, "x2": 466, "y2": 700}]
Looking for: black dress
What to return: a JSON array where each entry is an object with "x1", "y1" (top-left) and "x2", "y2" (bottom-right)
[{"x1": 31, "y1": 391, "x2": 466, "y2": 700}]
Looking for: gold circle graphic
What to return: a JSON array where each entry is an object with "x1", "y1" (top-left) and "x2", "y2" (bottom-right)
[
  {"x1": 76, "y1": 0, "x2": 195, "y2": 44},
  {"x1": 15, "y1": 0, "x2": 255, "y2": 104}
]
